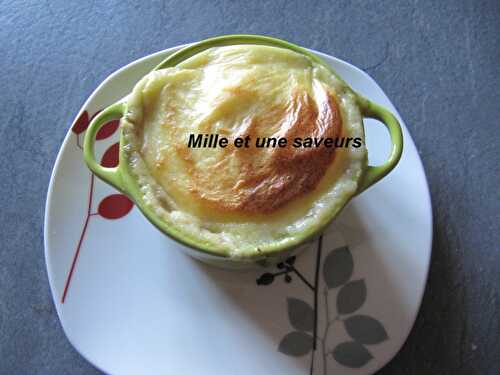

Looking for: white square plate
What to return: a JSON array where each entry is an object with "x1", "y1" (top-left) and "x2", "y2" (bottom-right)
[{"x1": 45, "y1": 45, "x2": 432, "y2": 375}]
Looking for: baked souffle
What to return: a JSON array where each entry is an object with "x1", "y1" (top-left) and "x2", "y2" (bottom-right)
[{"x1": 121, "y1": 45, "x2": 367, "y2": 257}]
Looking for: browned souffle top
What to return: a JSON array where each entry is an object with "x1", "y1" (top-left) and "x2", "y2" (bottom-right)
[
  {"x1": 130, "y1": 46, "x2": 345, "y2": 216},
  {"x1": 170, "y1": 87, "x2": 342, "y2": 214}
]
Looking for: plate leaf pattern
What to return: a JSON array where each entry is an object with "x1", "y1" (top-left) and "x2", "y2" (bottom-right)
[
  {"x1": 96, "y1": 119, "x2": 119, "y2": 140},
  {"x1": 62, "y1": 109, "x2": 131, "y2": 303},
  {"x1": 336, "y1": 279, "x2": 367, "y2": 315},
  {"x1": 278, "y1": 331, "x2": 313, "y2": 357},
  {"x1": 101, "y1": 142, "x2": 120, "y2": 168},
  {"x1": 322, "y1": 246, "x2": 353, "y2": 288},
  {"x1": 257, "y1": 243, "x2": 388, "y2": 372},
  {"x1": 72, "y1": 110, "x2": 89, "y2": 134},
  {"x1": 98, "y1": 194, "x2": 134, "y2": 219},
  {"x1": 344, "y1": 315, "x2": 388, "y2": 345},
  {"x1": 256, "y1": 272, "x2": 274, "y2": 285},
  {"x1": 332, "y1": 341, "x2": 373, "y2": 368},
  {"x1": 287, "y1": 298, "x2": 314, "y2": 332}
]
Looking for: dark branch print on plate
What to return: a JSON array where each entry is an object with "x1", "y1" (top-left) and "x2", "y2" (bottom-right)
[
  {"x1": 257, "y1": 242, "x2": 389, "y2": 372},
  {"x1": 62, "y1": 109, "x2": 132, "y2": 304}
]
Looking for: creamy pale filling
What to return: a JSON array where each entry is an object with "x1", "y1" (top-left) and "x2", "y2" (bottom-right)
[{"x1": 121, "y1": 45, "x2": 367, "y2": 257}]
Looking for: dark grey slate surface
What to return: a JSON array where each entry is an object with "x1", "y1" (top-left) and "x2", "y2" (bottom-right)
[{"x1": 0, "y1": 1, "x2": 498, "y2": 374}]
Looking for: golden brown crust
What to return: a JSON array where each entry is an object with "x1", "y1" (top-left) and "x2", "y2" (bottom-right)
[{"x1": 171, "y1": 83, "x2": 342, "y2": 214}]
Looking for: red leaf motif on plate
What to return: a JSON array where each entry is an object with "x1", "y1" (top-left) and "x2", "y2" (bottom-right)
[
  {"x1": 98, "y1": 194, "x2": 133, "y2": 219},
  {"x1": 100, "y1": 142, "x2": 119, "y2": 168},
  {"x1": 90, "y1": 109, "x2": 102, "y2": 122},
  {"x1": 72, "y1": 111, "x2": 89, "y2": 134},
  {"x1": 96, "y1": 120, "x2": 120, "y2": 140}
]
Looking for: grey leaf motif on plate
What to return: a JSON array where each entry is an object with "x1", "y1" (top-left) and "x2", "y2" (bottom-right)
[
  {"x1": 344, "y1": 315, "x2": 388, "y2": 344},
  {"x1": 323, "y1": 246, "x2": 353, "y2": 289},
  {"x1": 337, "y1": 279, "x2": 367, "y2": 315},
  {"x1": 332, "y1": 341, "x2": 373, "y2": 368},
  {"x1": 278, "y1": 331, "x2": 313, "y2": 357},
  {"x1": 287, "y1": 297, "x2": 314, "y2": 332}
]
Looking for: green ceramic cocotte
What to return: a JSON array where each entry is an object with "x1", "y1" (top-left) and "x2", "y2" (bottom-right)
[{"x1": 83, "y1": 34, "x2": 403, "y2": 268}]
